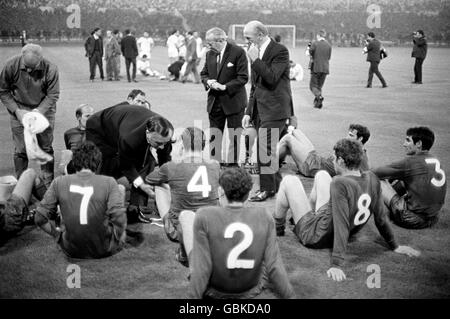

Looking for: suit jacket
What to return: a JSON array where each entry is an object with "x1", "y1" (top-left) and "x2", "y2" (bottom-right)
[
  {"x1": 185, "y1": 37, "x2": 198, "y2": 61},
  {"x1": 366, "y1": 38, "x2": 381, "y2": 62},
  {"x1": 245, "y1": 39, "x2": 293, "y2": 123},
  {"x1": 200, "y1": 42, "x2": 248, "y2": 115},
  {"x1": 120, "y1": 35, "x2": 138, "y2": 59},
  {"x1": 310, "y1": 39, "x2": 332, "y2": 74},
  {"x1": 86, "y1": 103, "x2": 172, "y2": 183},
  {"x1": 84, "y1": 35, "x2": 103, "y2": 58},
  {"x1": 412, "y1": 37, "x2": 427, "y2": 59},
  {"x1": 105, "y1": 36, "x2": 121, "y2": 59}
]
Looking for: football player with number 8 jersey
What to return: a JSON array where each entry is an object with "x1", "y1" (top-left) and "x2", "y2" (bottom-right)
[
  {"x1": 274, "y1": 138, "x2": 420, "y2": 282},
  {"x1": 372, "y1": 126, "x2": 446, "y2": 229}
]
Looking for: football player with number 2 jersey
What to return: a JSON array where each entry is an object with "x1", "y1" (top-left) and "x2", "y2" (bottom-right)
[
  {"x1": 274, "y1": 138, "x2": 420, "y2": 282},
  {"x1": 373, "y1": 126, "x2": 446, "y2": 229}
]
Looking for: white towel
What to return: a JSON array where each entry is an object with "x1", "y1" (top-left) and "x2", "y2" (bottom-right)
[{"x1": 22, "y1": 112, "x2": 52, "y2": 164}]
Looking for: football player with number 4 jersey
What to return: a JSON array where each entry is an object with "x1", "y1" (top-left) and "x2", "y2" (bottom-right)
[
  {"x1": 179, "y1": 167, "x2": 295, "y2": 298},
  {"x1": 274, "y1": 138, "x2": 420, "y2": 282},
  {"x1": 372, "y1": 127, "x2": 446, "y2": 229},
  {"x1": 35, "y1": 142, "x2": 127, "y2": 259}
]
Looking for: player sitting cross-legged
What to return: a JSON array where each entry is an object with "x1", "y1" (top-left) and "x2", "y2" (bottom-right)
[
  {"x1": 145, "y1": 127, "x2": 220, "y2": 265},
  {"x1": 35, "y1": 141, "x2": 127, "y2": 259},
  {"x1": 372, "y1": 126, "x2": 447, "y2": 229},
  {"x1": 274, "y1": 138, "x2": 420, "y2": 282},
  {"x1": 178, "y1": 167, "x2": 295, "y2": 298},
  {"x1": 277, "y1": 123, "x2": 370, "y2": 177}
]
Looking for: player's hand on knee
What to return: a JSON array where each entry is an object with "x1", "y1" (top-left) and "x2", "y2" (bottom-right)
[
  {"x1": 242, "y1": 115, "x2": 251, "y2": 129},
  {"x1": 139, "y1": 183, "x2": 155, "y2": 197},
  {"x1": 394, "y1": 245, "x2": 421, "y2": 257},
  {"x1": 327, "y1": 267, "x2": 346, "y2": 282}
]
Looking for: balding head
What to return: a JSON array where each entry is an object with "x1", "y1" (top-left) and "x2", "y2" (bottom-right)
[
  {"x1": 21, "y1": 43, "x2": 43, "y2": 69},
  {"x1": 243, "y1": 20, "x2": 269, "y2": 47}
]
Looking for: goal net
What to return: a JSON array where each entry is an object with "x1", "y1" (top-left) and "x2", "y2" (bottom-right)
[{"x1": 228, "y1": 24, "x2": 296, "y2": 48}]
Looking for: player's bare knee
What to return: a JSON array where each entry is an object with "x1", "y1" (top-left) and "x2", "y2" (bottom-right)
[{"x1": 179, "y1": 210, "x2": 195, "y2": 224}]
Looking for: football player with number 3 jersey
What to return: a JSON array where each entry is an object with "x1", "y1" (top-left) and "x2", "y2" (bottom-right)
[
  {"x1": 179, "y1": 167, "x2": 295, "y2": 298},
  {"x1": 35, "y1": 142, "x2": 127, "y2": 259},
  {"x1": 274, "y1": 138, "x2": 420, "y2": 282},
  {"x1": 372, "y1": 127, "x2": 446, "y2": 229}
]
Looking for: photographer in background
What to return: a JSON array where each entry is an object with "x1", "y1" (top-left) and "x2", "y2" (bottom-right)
[{"x1": 411, "y1": 30, "x2": 427, "y2": 84}]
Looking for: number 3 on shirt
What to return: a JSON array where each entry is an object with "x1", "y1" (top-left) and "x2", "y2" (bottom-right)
[
  {"x1": 187, "y1": 165, "x2": 211, "y2": 197},
  {"x1": 70, "y1": 185, "x2": 94, "y2": 225},
  {"x1": 224, "y1": 222, "x2": 255, "y2": 269},
  {"x1": 354, "y1": 193, "x2": 371, "y2": 226},
  {"x1": 425, "y1": 158, "x2": 446, "y2": 187}
]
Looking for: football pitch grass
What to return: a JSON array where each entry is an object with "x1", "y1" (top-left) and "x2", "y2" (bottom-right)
[{"x1": 0, "y1": 44, "x2": 449, "y2": 298}]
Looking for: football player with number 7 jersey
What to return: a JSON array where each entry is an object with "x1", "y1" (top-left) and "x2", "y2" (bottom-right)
[
  {"x1": 274, "y1": 138, "x2": 420, "y2": 282},
  {"x1": 35, "y1": 142, "x2": 127, "y2": 259},
  {"x1": 372, "y1": 126, "x2": 446, "y2": 229}
]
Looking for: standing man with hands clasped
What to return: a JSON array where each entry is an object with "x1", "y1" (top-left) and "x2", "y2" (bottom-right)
[
  {"x1": 411, "y1": 30, "x2": 427, "y2": 84},
  {"x1": 200, "y1": 27, "x2": 248, "y2": 167},
  {"x1": 242, "y1": 20, "x2": 294, "y2": 202}
]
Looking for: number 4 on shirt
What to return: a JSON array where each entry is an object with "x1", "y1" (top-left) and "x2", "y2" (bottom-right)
[{"x1": 187, "y1": 165, "x2": 212, "y2": 197}]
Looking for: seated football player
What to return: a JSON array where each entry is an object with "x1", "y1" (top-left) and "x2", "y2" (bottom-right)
[
  {"x1": 277, "y1": 123, "x2": 370, "y2": 177},
  {"x1": 145, "y1": 127, "x2": 220, "y2": 265},
  {"x1": 178, "y1": 167, "x2": 295, "y2": 298},
  {"x1": 273, "y1": 138, "x2": 420, "y2": 282},
  {"x1": 61, "y1": 104, "x2": 95, "y2": 174},
  {"x1": 372, "y1": 126, "x2": 446, "y2": 229},
  {"x1": 1, "y1": 168, "x2": 47, "y2": 241},
  {"x1": 35, "y1": 141, "x2": 127, "y2": 259}
]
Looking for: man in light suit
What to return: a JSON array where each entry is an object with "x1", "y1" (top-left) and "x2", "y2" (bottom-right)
[
  {"x1": 181, "y1": 31, "x2": 200, "y2": 84},
  {"x1": 242, "y1": 20, "x2": 294, "y2": 202},
  {"x1": 200, "y1": 27, "x2": 248, "y2": 166},
  {"x1": 84, "y1": 27, "x2": 104, "y2": 82},
  {"x1": 364, "y1": 32, "x2": 387, "y2": 88},
  {"x1": 121, "y1": 29, "x2": 139, "y2": 83},
  {"x1": 308, "y1": 29, "x2": 332, "y2": 109}
]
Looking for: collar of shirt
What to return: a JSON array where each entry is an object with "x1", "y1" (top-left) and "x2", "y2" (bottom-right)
[
  {"x1": 19, "y1": 56, "x2": 44, "y2": 72},
  {"x1": 258, "y1": 37, "x2": 271, "y2": 59},
  {"x1": 93, "y1": 34, "x2": 99, "y2": 40}
]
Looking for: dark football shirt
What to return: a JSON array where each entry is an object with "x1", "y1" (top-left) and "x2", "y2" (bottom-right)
[
  {"x1": 189, "y1": 206, "x2": 295, "y2": 298},
  {"x1": 372, "y1": 151, "x2": 447, "y2": 218}
]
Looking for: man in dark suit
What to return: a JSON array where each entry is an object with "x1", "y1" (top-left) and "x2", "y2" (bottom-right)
[
  {"x1": 242, "y1": 20, "x2": 294, "y2": 202},
  {"x1": 181, "y1": 31, "x2": 200, "y2": 84},
  {"x1": 84, "y1": 27, "x2": 104, "y2": 82},
  {"x1": 86, "y1": 103, "x2": 173, "y2": 223},
  {"x1": 411, "y1": 30, "x2": 427, "y2": 84},
  {"x1": 364, "y1": 32, "x2": 387, "y2": 88},
  {"x1": 121, "y1": 29, "x2": 139, "y2": 83},
  {"x1": 308, "y1": 29, "x2": 332, "y2": 109},
  {"x1": 200, "y1": 27, "x2": 248, "y2": 166}
]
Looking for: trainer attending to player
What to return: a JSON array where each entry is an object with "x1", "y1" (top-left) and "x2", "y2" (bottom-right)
[
  {"x1": 200, "y1": 27, "x2": 248, "y2": 167},
  {"x1": 179, "y1": 167, "x2": 295, "y2": 298},
  {"x1": 274, "y1": 138, "x2": 420, "y2": 282},
  {"x1": 35, "y1": 142, "x2": 127, "y2": 259},
  {"x1": 411, "y1": 30, "x2": 427, "y2": 84},
  {"x1": 0, "y1": 43, "x2": 60, "y2": 188},
  {"x1": 277, "y1": 124, "x2": 370, "y2": 177},
  {"x1": 308, "y1": 29, "x2": 332, "y2": 109},
  {"x1": 86, "y1": 103, "x2": 173, "y2": 223},
  {"x1": 372, "y1": 126, "x2": 446, "y2": 229},
  {"x1": 363, "y1": 32, "x2": 387, "y2": 88},
  {"x1": 145, "y1": 127, "x2": 220, "y2": 266}
]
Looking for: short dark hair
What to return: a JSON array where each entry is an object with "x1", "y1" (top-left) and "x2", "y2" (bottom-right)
[
  {"x1": 181, "y1": 127, "x2": 205, "y2": 152},
  {"x1": 333, "y1": 138, "x2": 364, "y2": 170},
  {"x1": 127, "y1": 89, "x2": 145, "y2": 100},
  {"x1": 92, "y1": 27, "x2": 100, "y2": 35},
  {"x1": 187, "y1": 31, "x2": 193, "y2": 36},
  {"x1": 219, "y1": 167, "x2": 253, "y2": 202},
  {"x1": 125, "y1": 29, "x2": 131, "y2": 35},
  {"x1": 112, "y1": 29, "x2": 119, "y2": 35},
  {"x1": 367, "y1": 32, "x2": 375, "y2": 38},
  {"x1": 406, "y1": 126, "x2": 434, "y2": 150},
  {"x1": 146, "y1": 116, "x2": 173, "y2": 138},
  {"x1": 75, "y1": 104, "x2": 94, "y2": 119},
  {"x1": 72, "y1": 141, "x2": 102, "y2": 172},
  {"x1": 274, "y1": 34, "x2": 281, "y2": 42},
  {"x1": 349, "y1": 124, "x2": 370, "y2": 144},
  {"x1": 417, "y1": 29, "x2": 425, "y2": 36}
]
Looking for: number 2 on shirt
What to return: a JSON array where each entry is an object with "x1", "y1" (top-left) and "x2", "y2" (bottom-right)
[
  {"x1": 224, "y1": 222, "x2": 255, "y2": 269},
  {"x1": 187, "y1": 165, "x2": 211, "y2": 197},
  {"x1": 425, "y1": 158, "x2": 446, "y2": 187},
  {"x1": 69, "y1": 185, "x2": 94, "y2": 225},
  {"x1": 354, "y1": 193, "x2": 371, "y2": 226}
]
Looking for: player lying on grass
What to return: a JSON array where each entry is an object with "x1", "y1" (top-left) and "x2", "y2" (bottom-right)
[
  {"x1": 273, "y1": 138, "x2": 420, "y2": 282},
  {"x1": 35, "y1": 141, "x2": 127, "y2": 259},
  {"x1": 145, "y1": 127, "x2": 220, "y2": 266},
  {"x1": 178, "y1": 167, "x2": 295, "y2": 298},
  {"x1": 1, "y1": 168, "x2": 46, "y2": 241},
  {"x1": 372, "y1": 126, "x2": 446, "y2": 229},
  {"x1": 277, "y1": 123, "x2": 370, "y2": 177}
]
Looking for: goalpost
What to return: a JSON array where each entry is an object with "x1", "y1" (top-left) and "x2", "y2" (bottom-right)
[{"x1": 228, "y1": 24, "x2": 296, "y2": 48}]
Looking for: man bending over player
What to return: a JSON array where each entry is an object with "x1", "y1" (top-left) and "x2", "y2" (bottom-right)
[
  {"x1": 372, "y1": 126, "x2": 446, "y2": 229},
  {"x1": 145, "y1": 127, "x2": 220, "y2": 265},
  {"x1": 35, "y1": 141, "x2": 127, "y2": 259},
  {"x1": 277, "y1": 124, "x2": 370, "y2": 177},
  {"x1": 179, "y1": 167, "x2": 295, "y2": 298},
  {"x1": 274, "y1": 138, "x2": 420, "y2": 282}
]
